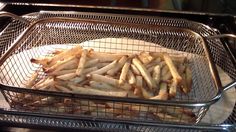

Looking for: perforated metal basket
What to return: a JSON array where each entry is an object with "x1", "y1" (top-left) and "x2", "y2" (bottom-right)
[{"x1": 0, "y1": 11, "x2": 235, "y2": 126}]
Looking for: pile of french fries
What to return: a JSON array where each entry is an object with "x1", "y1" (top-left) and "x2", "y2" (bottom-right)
[{"x1": 18, "y1": 44, "x2": 195, "y2": 123}]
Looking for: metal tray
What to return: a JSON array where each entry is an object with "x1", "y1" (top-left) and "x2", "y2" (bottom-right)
[{"x1": 0, "y1": 11, "x2": 235, "y2": 126}]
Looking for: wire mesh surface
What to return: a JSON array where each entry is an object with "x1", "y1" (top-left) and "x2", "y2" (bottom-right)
[
  {"x1": 0, "y1": 18, "x2": 220, "y2": 124},
  {"x1": 0, "y1": 11, "x2": 235, "y2": 128}
]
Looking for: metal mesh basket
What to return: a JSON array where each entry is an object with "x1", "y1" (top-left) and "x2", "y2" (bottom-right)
[{"x1": 0, "y1": 11, "x2": 235, "y2": 126}]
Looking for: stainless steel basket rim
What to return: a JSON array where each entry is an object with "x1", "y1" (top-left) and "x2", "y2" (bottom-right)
[{"x1": 0, "y1": 17, "x2": 223, "y2": 107}]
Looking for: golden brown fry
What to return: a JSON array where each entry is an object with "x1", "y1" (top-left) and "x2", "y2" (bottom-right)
[
  {"x1": 89, "y1": 60, "x2": 117, "y2": 75},
  {"x1": 135, "y1": 76, "x2": 153, "y2": 99},
  {"x1": 89, "y1": 51, "x2": 123, "y2": 62},
  {"x1": 107, "y1": 55, "x2": 128, "y2": 76},
  {"x1": 56, "y1": 73, "x2": 77, "y2": 80},
  {"x1": 138, "y1": 52, "x2": 154, "y2": 64},
  {"x1": 51, "y1": 49, "x2": 64, "y2": 55},
  {"x1": 163, "y1": 53, "x2": 182, "y2": 83},
  {"x1": 132, "y1": 58, "x2": 156, "y2": 90},
  {"x1": 25, "y1": 71, "x2": 39, "y2": 88},
  {"x1": 131, "y1": 64, "x2": 140, "y2": 75},
  {"x1": 68, "y1": 84, "x2": 128, "y2": 97},
  {"x1": 119, "y1": 61, "x2": 131, "y2": 85},
  {"x1": 84, "y1": 59, "x2": 99, "y2": 68},
  {"x1": 76, "y1": 49, "x2": 88, "y2": 75},
  {"x1": 127, "y1": 70, "x2": 136, "y2": 85}
]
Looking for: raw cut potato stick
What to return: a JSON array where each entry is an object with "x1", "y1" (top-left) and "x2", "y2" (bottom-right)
[
  {"x1": 68, "y1": 84, "x2": 128, "y2": 97},
  {"x1": 90, "y1": 74, "x2": 131, "y2": 90},
  {"x1": 84, "y1": 59, "x2": 99, "y2": 68},
  {"x1": 56, "y1": 73, "x2": 77, "y2": 80},
  {"x1": 48, "y1": 45, "x2": 82, "y2": 66},
  {"x1": 138, "y1": 52, "x2": 154, "y2": 64},
  {"x1": 25, "y1": 71, "x2": 38, "y2": 88},
  {"x1": 119, "y1": 61, "x2": 131, "y2": 85},
  {"x1": 76, "y1": 49, "x2": 88, "y2": 76},
  {"x1": 89, "y1": 51, "x2": 123, "y2": 62},
  {"x1": 150, "y1": 82, "x2": 168, "y2": 100},
  {"x1": 89, "y1": 60, "x2": 117, "y2": 75},
  {"x1": 97, "y1": 62, "x2": 111, "y2": 68},
  {"x1": 132, "y1": 58, "x2": 156, "y2": 90},
  {"x1": 127, "y1": 70, "x2": 136, "y2": 85},
  {"x1": 131, "y1": 64, "x2": 140, "y2": 75},
  {"x1": 163, "y1": 53, "x2": 182, "y2": 83},
  {"x1": 107, "y1": 55, "x2": 128, "y2": 76}
]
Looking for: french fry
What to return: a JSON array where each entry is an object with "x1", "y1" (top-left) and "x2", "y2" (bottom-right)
[
  {"x1": 34, "y1": 77, "x2": 54, "y2": 90},
  {"x1": 49, "y1": 69, "x2": 76, "y2": 76},
  {"x1": 161, "y1": 65, "x2": 169, "y2": 76},
  {"x1": 97, "y1": 62, "x2": 111, "y2": 68},
  {"x1": 56, "y1": 73, "x2": 77, "y2": 80},
  {"x1": 161, "y1": 70, "x2": 172, "y2": 82},
  {"x1": 69, "y1": 84, "x2": 128, "y2": 97},
  {"x1": 133, "y1": 76, "x2": 143, "y2": 97},
  {"x1": 25, "y1": 71, "x2": 39, "y2": 88},
  {"x1": 152, "y1": 65, "x2": 161, "y2": 86},
  {"x1": 150, "y1": 82, "x2": 168, "y2": 100},
  {"x1": 48, "y1": 45, "x2": 82, "y2": 66},
  {"x1": 183, "y1": 66, "x2": 192, "y2": 94},
  {"x1": 127, "y1": 70, "x2": 136, "y2": 85},
  {"x1": 70, "y1": 76, "x2": 86, "y2": 84},
  {"x1": 147, "y1": 66, "x2": 155, "y2": 73},
  {"x1": 30, "y1": 57, "x2": 51, "y2": 67},
  {"x1": 51, "y1": 49, "x2": 64, "y2": 55},
  {"x1": 169, "y1": 80, "x2": 178, "y2": 98},
  {"x1": 138, "y1": 52, "x2": 154, "y2": 64},
  {"x1": 131, "y1": 64, "x2": 140, "y2": 75},
  {"x1": 82, "y1": 66, "x2": 98, "y2": 74},
  {"x1": 177, "y1": 64, "x2": 186, "y2": 75},
  {"x1": 132, "y1": 58, "x2": 156, "y2": 90},
  {"x1": 45, "y1": 57, "x2": 78, "y2": 73},
  {"x1": 163, "y1": 53, "x2": 182, "y2": 83},
  {"x1": 89, "y1": 60, "x2": 117, "y2": 75},
  {"x1": 90, "y1": 74, "x2": 131, "y2": 90},
  {"x1": 84, "y1": 59, "x2": 99, "y2": 68},
  {"x1": 119, "y1": 61, "x2": 130, "y2": 85},
  {"x1": 89, "y1": 81, "x2": 119, "y2": 91},
  {"x1": 89, "y1": 51, "x2": 123, "y2": 62},
  {"x1": 76, "y1": 49, "x2": 88, "y2": 75},
  {"x1": 145, "y1": 57, "x2": 161, "y2": 68},
  {"x1": 107, "y1": 55, "x2": 128, "y2": 76},
  {"x1": 55, "y1": 85, "x2": 72, "y2": 92}
]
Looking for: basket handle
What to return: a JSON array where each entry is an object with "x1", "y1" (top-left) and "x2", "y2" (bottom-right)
[
  {"x1": 0, "y1": 11, "x2": 30, "y2": 24},
  {"x1": 207, "y1": 34, "x2": 236, "y2": 91}
]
